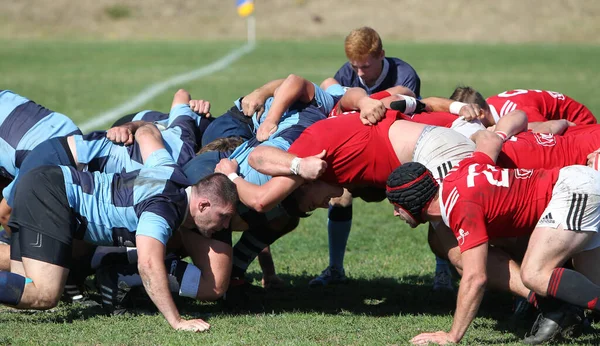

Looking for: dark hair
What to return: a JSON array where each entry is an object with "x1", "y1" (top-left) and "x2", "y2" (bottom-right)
[
  {"x1": 192, "y1": 173, "x2": 239, "y2": 207},
  {"x1": 449, "y1": 86, "x2": 489, "y2": 111},
  {"x1": 197, "y1": 136, "x2": 245, "y2": 155}
]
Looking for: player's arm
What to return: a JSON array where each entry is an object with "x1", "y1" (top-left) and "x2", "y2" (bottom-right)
[
  {"x1": 248, "y1": 145, "x2": 327, "y2": 181},
  {"x1": 528, "y1": 119, "x2": 574, "y2": 135},
  {"x1": 411, "y1": 243, "x2": 488, "y2": 345},
  {"x1": 449, "y1": 243, "x2": 489, "y2": 342},
  {"x1": 256, "y1": 74, "x2": 316, "y2": 141},
  {"x1": 240, "y1": 78, "x2": 286, "y2": 117},
  {"x1": 420, "y1": 96, "x2": 485, "y2": 121},
  {"x1": 214, "y1": 158, "x2": 303, "y2": 213},
  {"x1": 134, "y1": 123, "x2": 168, "y2": 165},
  {"x1": 470, "y1": 130, "x2": 504, "y2": 163},
  {"x1": 106, "y1": 121, "x2": 149, "y2": 146},
  {"x1": 493, "y1": 109, "x2": 528, "y2": 139},
  {"x1": 338, "y1": 87, "x2": 386, "y2": 125}
]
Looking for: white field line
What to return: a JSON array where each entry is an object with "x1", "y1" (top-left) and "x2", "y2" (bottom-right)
[{"x1": 79, "y1": 42, "x2": 256, "y2": 132}]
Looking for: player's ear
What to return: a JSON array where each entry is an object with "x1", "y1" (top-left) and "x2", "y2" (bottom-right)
[{"x1": 197, "y1": 198, "x2": 211, "y2": 212}]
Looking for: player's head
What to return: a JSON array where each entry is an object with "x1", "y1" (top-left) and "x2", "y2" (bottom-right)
[
  {"x1": 197, "y1": 136, "x2": 245, "y2": 155},
  {"x1": 450, "y1": 86, "x2": 495, "y2": 126},
  {"x1": 289, "y1": 180, "x2": 343, "y2": 214},
  {"x1": 344, "y1": 27, "x2": 385, "y2": 86},
  {"x1": 386, "y1": 162, "x2": 439, "y2": 228},
  {"x1": 190, "y1": 173, "x2": 238, "y2": 237}
]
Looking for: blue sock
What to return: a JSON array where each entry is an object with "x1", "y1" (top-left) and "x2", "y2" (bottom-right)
[
  {"x1": 328, "y1": 204, "x2": 352, "y2": 269},
  {"x1": 435, "y1": 256, "x2": 450, "y2": 270},
  {"x1": 0, "y1": 271, "x2": 28, "y2": 305}
]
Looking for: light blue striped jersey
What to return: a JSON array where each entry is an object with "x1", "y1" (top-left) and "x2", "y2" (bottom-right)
[
  {"x1": 74, "y1": 104, "x2": 198, "y2": 173},
  {"x1": 61, "y1": 148, "x2": 189, "y2": 246},
  {"x1": 0, "y1": 90, "x2": 80, "y2": 179},
  {"x1": 234, "y1": 83, "x2": 339, "y2": 138}
]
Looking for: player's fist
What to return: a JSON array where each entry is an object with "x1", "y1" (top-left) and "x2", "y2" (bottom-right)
[
  {"x1": 188, "y1": 99, "x2": 211, "y2": 117},
  {"x1": 256, "y1": 120, "x2": 278, "y2": 142},
  {"x1": 173, "y1": 318, "x2": 210, "y2": 332},
  {"x1": 241, "y1": 90, "x2": 267, "y2": 118},
  {"x1": 106, "y1": 126, "x2": 134, "y2": 146},
  {"x1": 215, "y1": 158, "x2": 239, "y2": 175},
  {"x1": 459, "y1": 104, "x2": 483, "y2": 122},
  {"x1": 358, "y1": 97, "x2": 386, "y2": 125},
  {"x1": 298, "y1": 150, "x2": 327, "y2": 181}
]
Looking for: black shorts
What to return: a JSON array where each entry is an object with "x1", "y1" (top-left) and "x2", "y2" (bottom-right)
[
  {"x1": 10, "y1": 228, "x2": 72, "y2": 268},
  {"x1": 8, "y1": 166, "x2": 79, "y2": 251}
]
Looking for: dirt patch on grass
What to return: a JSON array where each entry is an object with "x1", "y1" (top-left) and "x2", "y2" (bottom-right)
[{"x1": 1, "y1": 0, "x2": 599, "y2": 43}]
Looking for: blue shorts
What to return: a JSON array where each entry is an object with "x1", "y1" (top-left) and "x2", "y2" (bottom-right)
[{"x1": 6, "y1": 137, "x2": 75, "y2": 206}]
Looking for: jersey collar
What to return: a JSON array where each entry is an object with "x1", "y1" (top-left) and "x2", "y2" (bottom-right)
[
  {"x1": 489, "y1": 104, "x2": 500, "y2": 123},
  {"x1": 359, "y1": 58, "x2": 389, "y2": 93}
]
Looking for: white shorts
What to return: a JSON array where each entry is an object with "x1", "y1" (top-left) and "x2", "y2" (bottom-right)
[
  {"x1": 536, "y1": 165, "x2": 600, "y2": 251},
  {"x1": 412, "y1": 126, "x2": 476, "y2": 182}
]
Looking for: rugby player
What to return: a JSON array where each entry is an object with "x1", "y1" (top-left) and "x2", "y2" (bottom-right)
[
  {"x1": 316, "y1": 26, "x2": 421, "y2": 287},
  {"x1": 0, "y1": 119, "x2": 237, "y2": 332},
  {"x1": 387, "y1": 128, "x2": 600, "y2": 345}
]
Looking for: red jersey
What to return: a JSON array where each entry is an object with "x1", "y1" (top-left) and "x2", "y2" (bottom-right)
[
  {"x1": 486, "y1": 89, "x2": 596, "y2": 125},
  {"x1": 288, "y1": 110, "x2": 401, "y2": 187},
  {"x1": 440, "y1": 152, "x2": 560, "y2": 252},
  {"x1": 498, "y1": 129, "x2": 600, "y2": 169}
]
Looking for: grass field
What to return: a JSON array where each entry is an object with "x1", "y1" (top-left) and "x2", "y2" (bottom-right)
[{"x1": 1, "y1": 40, "x2": 600, "y2": 345}]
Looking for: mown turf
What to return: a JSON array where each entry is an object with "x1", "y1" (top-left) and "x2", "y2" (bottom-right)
[{"x1": 1, "y1": 39, "x2": 599, "y2": 345}]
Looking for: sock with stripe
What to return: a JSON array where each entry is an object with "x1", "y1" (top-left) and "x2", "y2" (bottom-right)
[
  {"x1": 547, "y1": 267, "x2": 600, "y2": 310},
  {"x1": 0, "y1": 271, "x2": 30, "y2": 305},
  {"x1": 328, "y1": 204, "x2": 352, "y2": 269}
]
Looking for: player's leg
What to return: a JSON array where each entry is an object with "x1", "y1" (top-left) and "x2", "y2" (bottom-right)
[{"x1": 309, "y1": 189, "x2": 352, "y2": 287}]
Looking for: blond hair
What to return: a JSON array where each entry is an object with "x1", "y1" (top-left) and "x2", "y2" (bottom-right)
[{"x1": 344, "y1": 27, "x2": 383, "y2": 61}]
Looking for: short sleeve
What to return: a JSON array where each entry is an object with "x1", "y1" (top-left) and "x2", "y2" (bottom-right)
[
  {"x1": 449, "y1": 201, "x2": 489, "y2": 252},
  {"x1": 144, "y1": 148, "x2": 176, "y2": 168},
  {"x1": 136, "y1": 211, "x2": 173, "y2": 245}
]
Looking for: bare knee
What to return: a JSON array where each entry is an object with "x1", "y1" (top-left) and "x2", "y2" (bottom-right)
[
  {"x1": 520, "y1": 266, "x2": 550, "y2": 296},
  {"x1": 22, "y1": 290, "x2": 60, "y2": 310}
]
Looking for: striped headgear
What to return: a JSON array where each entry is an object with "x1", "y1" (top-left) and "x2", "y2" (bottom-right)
[{"x1": 386, "y1": 162, "x2": 439, "y2": 224}]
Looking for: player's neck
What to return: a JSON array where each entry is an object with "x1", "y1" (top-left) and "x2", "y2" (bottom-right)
[{"x1": 425, "y1": 196, "x2": 442, "y2": 220}]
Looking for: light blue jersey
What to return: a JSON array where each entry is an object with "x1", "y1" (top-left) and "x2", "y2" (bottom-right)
[
  {"x1": 61, "y1": 148, "x2": 189, "y2": 246},
  {"x1": 0, "y1": 90, "x2": 80, "y2": 179},
  {"x1": 74, "y1": 104, "x2": 198, "y2": 173},
  {"x1": 234, "y1": 83, "x2": 339, "y2": 139}
]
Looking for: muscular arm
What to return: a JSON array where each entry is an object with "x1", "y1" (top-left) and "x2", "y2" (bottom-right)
[
  {"x1": 240, "y1": 78, "x2": 286, "y2": 117},
  {"x1": 256, "y1": 74, "x2": 316, "y2": 141},
  {"x1": 448, "y1": 243, "x2": 489, "y2": 342},
  {"x1": 248, "y1": 146, "x2": 327, "y2": 181},
  {"x1": 493, "y1": 109, "x2": 528, "y2": 138},
  {"x1": 528, "y1": 119, "x2": 573, "y2": 135},
  {"x1": 470, "y1": 130, "x2": 504, "y2": 163},
  {"x1": 135, "y1": 123, "x2": 167, "y2": 164},
  {"x1": 136, "y1": 235, "x2": 182, "y2": 328},
  {"x1": 231, "y1": 174, "x2": 303, "y2": 213}
]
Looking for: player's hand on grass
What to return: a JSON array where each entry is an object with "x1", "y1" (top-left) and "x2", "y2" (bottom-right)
[
  {"x1": 298, "y1": 150, "x2": 327, "y2": 181},
  {"x1": 357, "y1": 97, "x2": 386, "y2": 125},
  {"x1": 215, "y1": 158, "x2": 239, "y2": 176},
  {"x1": 410, "y1": 331, "x2": 457, "y2": 345},
  {"x1": 174, "y1": 318, "x2": 210, "y2": 332},
  {"x1": 241, "y1": 90, "x2": 267, "y2": 118},
  {"x1": 106, "y1": 126, "x2": 134, "y2": 146},
  {"x1": 458, "y1": 103, "x2": 483, "y2": 122},
  {"x1": 256, "y1": 120, "x2": 278, "y2": 142},
  {"x1": 188, "y1": 99, "x2": 212, "y2": 118}
]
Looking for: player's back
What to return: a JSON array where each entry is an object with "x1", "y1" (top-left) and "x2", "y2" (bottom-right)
[
  {"x1": 0, "y1": 90, "x2": 80, "y2": 178},
  {"x1": 59, "y1": 157, "x2": 188, "y2": 247},
  {"x1": 487, "y1": 89, "x2": 596, "y2": 125},
  {"x1": 441, "y1": 152, "x2": 559, "y2": 249},
  {"x1": 498, "y1": 130, "x2": 600, "y2": 169}
]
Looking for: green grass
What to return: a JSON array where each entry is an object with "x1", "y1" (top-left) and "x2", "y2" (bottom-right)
[{"x1": 1, "y1": 39, "x2": 600, "y2": 345}]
